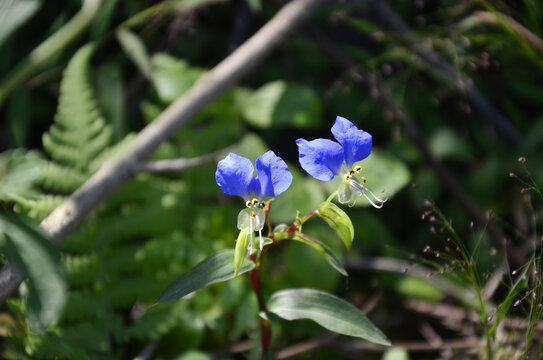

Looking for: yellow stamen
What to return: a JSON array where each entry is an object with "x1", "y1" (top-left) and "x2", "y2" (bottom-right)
[
  {"x1": 354, "y1": 165, "x2": 362, "y2": 173},
  {"x1": 361, "y1": 176, "x2": 367, "y2": 184},
  {"x1": 245, "y1": 200, "x2": 252, "y2": 207}
]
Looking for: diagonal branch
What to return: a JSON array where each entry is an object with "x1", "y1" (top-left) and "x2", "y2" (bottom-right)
[
  {"x1": 0, "y1": 0, "x2": 324, "y2": 304},
  {"x1": 133, "y1": 144, "x2": 237, "y2": 174}
]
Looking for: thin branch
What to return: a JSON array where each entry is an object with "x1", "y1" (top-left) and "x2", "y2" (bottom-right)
[
  {"x1": 346, "y1": 257, "x2": 477, "y2": 307},
  {"x1": 133, "y1": 144, "x2": 237, "y2": 174},
  {"x1": 0, "y1": 0, "x2": 324, "y2": 304},
  {"x1": 276, "y1": 333, "x2": 338, "y2": 359},
  {"x1": 337, "y1": 337, "x2": 480, "y2": 352}
]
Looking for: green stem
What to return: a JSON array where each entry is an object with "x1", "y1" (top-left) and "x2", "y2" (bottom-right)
[
  {"x1": 249, "y1": 257, "x2": 272, "y2": 359},
  {"x1": 433, "y1": 204, "x2": 493, "y2": 358},
  {"x1": 0, "y1": 0, "x2": 103, "y2": 107},
  {"x1": 120, "y1": 0, "x2": 224, "y2": 28},
  {"x1": 325, "y1": 191, "x2": 338, "y2": 204},
  {"x1": 474, "y1": 282, "x2": 493, "y2": 360},
  {"x1": 249, "y1": 199, "x2": 274, "y2": 359}
]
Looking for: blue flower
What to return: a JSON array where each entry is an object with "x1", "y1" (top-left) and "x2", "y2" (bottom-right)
[
  {"x1": 216, "y1": 150, "x2": 292, "y2": 201},
  {"x1": 216, "y1": 150, "x2": 293, "y2": 252},
  {"x1": 296, "y1": 116, "x2": 386, "y2": 208}
]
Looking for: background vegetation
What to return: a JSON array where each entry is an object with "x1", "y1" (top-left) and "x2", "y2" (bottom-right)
[{"x1": 0, "y1": 0, "x2": 542, "y2": 359}]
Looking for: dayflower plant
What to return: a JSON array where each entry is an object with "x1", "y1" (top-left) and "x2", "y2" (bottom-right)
[
  {"x1": 216, "y1": 151, "x2": 293, "y2": 253},
  {"x1": 158, "y1": 134, "x2": 391, "y2": 359},
  {"x1": 296, "y1": 116, "x2": 387, "y2": 208}
]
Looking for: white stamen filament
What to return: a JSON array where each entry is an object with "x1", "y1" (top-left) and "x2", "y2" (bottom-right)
[
  {"x1": 255, "y1": 214, "x2": 263, "y2": 250},
  {"x1": 249, "y1": 216, "x2": 253, "y2": 254},
  {"x1": 348, "y1": 178, "x2": 388, "y2": 208}
]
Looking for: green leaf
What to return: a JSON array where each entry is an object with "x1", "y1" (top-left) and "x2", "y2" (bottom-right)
[
  {"x1": 268, "y1": 288, "x2": 390, "y2": 345},
  {"x1": 382, "y1": 275, "x2": 443, "y2": 302},
  {"x1": 325, "y1": 149, "x2": 410, "y2": 206},
  {"x1": 0, "y1": 0, "x2": 41, "y2": 47},
  {"x1": 96, "y1": 62, "x2": 125, "y2": 140},
  {"x1": 174, "y1": 350, "x2": 211, "y2": 360},
  {"x1": 240, "y1": 80, "x2": 322, "y2": 129},
  {"x1": 429, "y1": 127, "x2": 473, "y2": 161},
  {"x1": 155, "y1": 249, "x2": 255, "y2": 303},
  {"x1": 244, "y1": 0, "x2": 262, "y2": 12},
  {"x1": 278, "y1": 232, "x2": 347, "y2": 276},
  {"x1": 317, "y1": 201, "x2": 354, "y2": 250},
  {"x1": 116, "y1": 28, "x2": 152, "y2": 79},
  {"x1": 0, "y1": 149, "x2": 44, "y2": 201},
  {"x1": 382, "y1": 347, "x2": 410, "y2": 360},
  {"x1": 150, "y1": 53, "x2": 204, "y2": 103},
  {"x1": 0, "y1": 213, "x2": 67, "y2": 332},
  {"x1": 234, "y1": 228, "x2": 251, "y2": 277}
]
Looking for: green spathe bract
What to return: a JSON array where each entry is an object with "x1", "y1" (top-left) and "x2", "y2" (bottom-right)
[
  {"x1": 268, "y1": 288, "x2": 390, "y2": 346},
  {"x1": 234, "y1": 227, "x2": 251, "y2": 276},
  {"x1": 317, "y1": 200, "x2": 354, "y2": 250}
]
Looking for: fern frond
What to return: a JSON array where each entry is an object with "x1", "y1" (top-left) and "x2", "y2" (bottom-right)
[
  {"x1": 48, "y1": 118, "x2": 106, "y2": 147},
  {"x1": 42, "y1": 133, "x2": 84, "y2": 168},
  {"x1": 64, "y1": 254, "x2": 100, "y2": 287},
  {"x1": 120, "y1": 301, "x2": 189, "y2": 341},
  {"x1": 81, "y1": 125, "x2": 113, "y2": 164},
  {"x1": 44, "y1": 43, "x2": 112, "y2": 169},
  {"x1": 25, "y1": 330, "x2": 90, "y2": 360},
  {"x1": 107, "y1": 275, "x2": 169, "y2": 308},
  {"x1": 37, "y1": 161, "x2": 87, "y2": 193},
  {"x1": 62, "y1": 290, "x2": 102, "y2": 322},
  {"x1": 134, "y1": 233, "x2": 190, "y2": 272},
  {"x1": 96, "y1": 201, "x2": 184, "y2": 245},
  {"x1": 12, "y1": 194, "x2": 65, "y2": 220}
]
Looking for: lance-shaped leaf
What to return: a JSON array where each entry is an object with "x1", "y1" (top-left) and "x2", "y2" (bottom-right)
[
  {"x1": 0, "y1": 213, "x2": 67, "y2": 332},
  {"x1": 156, "y1": 249, "x2": 255, "y2": 304},
  {"x1": 318, "y1": 201, "x2": 354, "y2": 250},
  {"x1": 116, "y1": 28, "x2": 152, "y2": 79},
  {"x1": 268, "y1": 288, "x2": 390, "y2": 345},
  {"x1": 277, "y1": 232, "x2": 347, "y2": 276}
]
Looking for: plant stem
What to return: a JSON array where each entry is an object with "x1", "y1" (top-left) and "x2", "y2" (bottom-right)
[
  {"x1": 249, "y1": 263, "x2": 272, "y2": 359},
  {"x1": 474, "y1": 283, "x2": 493, "y2": 360}
]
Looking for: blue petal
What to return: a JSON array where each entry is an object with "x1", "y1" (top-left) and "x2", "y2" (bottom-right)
[
  {"x1": 296, "y1": 138, "x2": 344, "y2": 181},
  {"x1": 255, "y1": 150, "x2": 293, "y2": 198},
  {"x1": 216, "y1": 153, "x2": 258, "y2": 199},
  {"x1": 331, "y1": 116, "x2": 372, "y2": 167}
]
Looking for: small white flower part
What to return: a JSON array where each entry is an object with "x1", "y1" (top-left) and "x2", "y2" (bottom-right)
[
  {"x1": 338, "y1": 165, "x2": 387, "y2": 208},
  {"x1": 237, "y1": 199, "x2": 266, "y2": 253}
]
